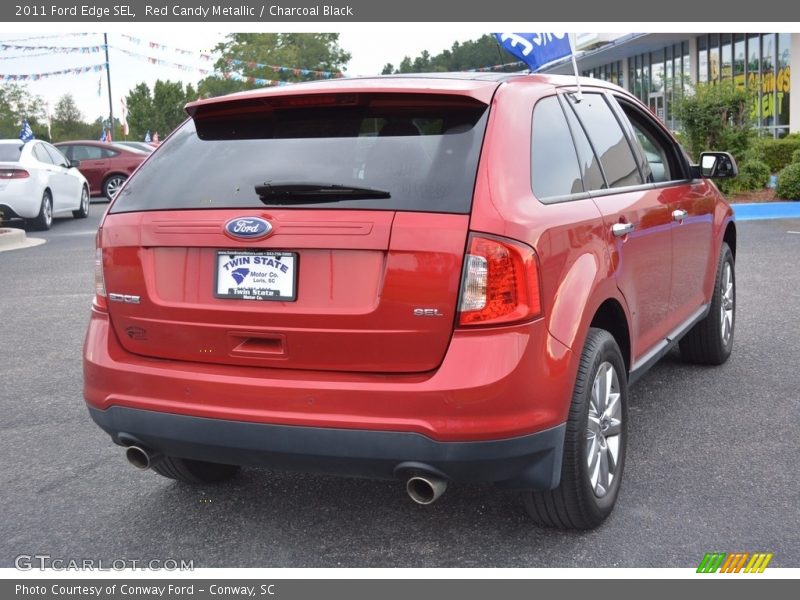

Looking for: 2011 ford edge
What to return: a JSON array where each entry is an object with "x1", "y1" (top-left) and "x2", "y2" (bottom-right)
[{"x1": 83, "y1": 73, "x2": 737, "y2": 529}]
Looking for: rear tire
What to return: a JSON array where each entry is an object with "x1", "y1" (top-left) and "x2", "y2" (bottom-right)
[
  {"x1": 28, "y1": 190, "x2": 53, "y2": 231},
  {"x1": 523, "y1": 328, "x2": 628, "y2": 529},
  {"x1": 152, "y1": 456, "x2": 240, "y2": 484},
  {"x1": 103, "y1": 174, "x2": 127, "y2": 200},
  {"x1": 679, "y1": 242, "x2": 735, "y2": 365},
  {"x1": 72, "y1": 185, "x2": 90, "y2": 219}
]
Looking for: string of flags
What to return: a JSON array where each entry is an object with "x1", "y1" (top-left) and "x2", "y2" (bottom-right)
[
  {"x1": 0, "y1": 43, "x2": 105, "y2": 54},
  {"x1": 1, "y1": 63, "x2": 105, "y2": 82},
  {"x1": 120, "y1": 34, "x2": 214, "y2": 61},
  {"x1": 226, "y1": 59, "x2": 342, "y2": 79}
]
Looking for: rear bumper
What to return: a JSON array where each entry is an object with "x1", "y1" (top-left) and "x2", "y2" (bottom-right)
[{"x1": 89, "y1": 405, "x2": 565, "y2": 489}]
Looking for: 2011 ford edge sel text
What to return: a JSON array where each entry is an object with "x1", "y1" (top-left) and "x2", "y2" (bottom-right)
[{"x1": 83, "y1": 73, "x2": 738, "y2": 529}]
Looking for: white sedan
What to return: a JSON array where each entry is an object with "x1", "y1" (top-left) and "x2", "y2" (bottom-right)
[{"x1": 0, "y1": 139, "x2": 90, "y2": 230}]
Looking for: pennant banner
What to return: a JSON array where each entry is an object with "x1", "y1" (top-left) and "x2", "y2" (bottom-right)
[
  {"x1": 0, "y1": 43, "x2": 105, "y2": 54},
  {"x1": 227, "y1": 58, "x2": 342, "y2": 79},
  {"x1": 120, "y1": 34, "x2": 214, "y2": 61},
  {"x1": 0, "y1": 63, "x2": 105, "y2": 82}
]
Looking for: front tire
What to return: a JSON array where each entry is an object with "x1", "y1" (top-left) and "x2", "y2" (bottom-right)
[
  {"x1": 28, "y1": 190, "x2": 53, "y2": 231},
  {"x1": 523, "y1": 328, "x2": 628, "y2": 529},
  {"x1": 679, "y1": 242, "x2": 735, "y2": 365},
  {"x1": 152, "y1": 456, "x2": 240, "y2": 484},
  {"x1": 72, "y1": 185, "x2": 90, "y2": 219}
]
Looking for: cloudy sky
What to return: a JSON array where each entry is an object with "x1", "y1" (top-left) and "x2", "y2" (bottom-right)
[{"x1": 0, "y1": 24, "x2": 493, "y2": 136}]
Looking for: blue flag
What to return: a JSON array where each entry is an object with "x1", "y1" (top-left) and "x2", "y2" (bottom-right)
[
  {"x1": 494, "y1": 33, "x2": 572, "y2": 72},
  {"x1": 144, "y1": 130, "x2": 151, "y2": 143},
  {"x1": 18, "y1": 119, "x2": 35, "y2": 142},
  {"x1": 99, "y1": 129, "x2": 107, "y2": 142}
]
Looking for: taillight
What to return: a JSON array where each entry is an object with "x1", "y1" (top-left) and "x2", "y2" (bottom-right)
[
  {"x1": 94, "y1": 228, "x2": 107, "y2": 311},
  {"x1": 0, "y1": 169, "x2": 29, "y2": 179},
  {"x1": 458, "y1": 234, "x2": 542, "y2": 327}
]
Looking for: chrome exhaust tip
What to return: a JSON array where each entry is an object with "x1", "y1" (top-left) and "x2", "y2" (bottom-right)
[
  {"x1": 406, "y1": 475, "x2": 447, "y2": 505},
  {"x1": 125, "y1": 445, "x2": 157, "y2": 470}
]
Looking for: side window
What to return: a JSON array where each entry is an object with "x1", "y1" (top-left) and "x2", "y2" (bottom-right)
[
  {"x1": 59, "y1": 146, "x2": 75, "y2": 161},
  {"x1": 531, "y1": 96, "x2": 584, "y2": 200},
  {"x1": 100, "y1": 148, "x2": 119, "y2": 159},
  {"x1": 614, "y1": 99, "x2": 686, "y2": 184},
  {"x1": 44, "y1": 144, "x2": 68, "y2": 167},
  {"x1": 559, "y1": 95, "x2": 605, "y2": 191},
  {"x1": 32, "y1": 144, "x2": 54, "y2": 164},
  {"x1": 565, "y1": 93, "x2": 643, "y2": 189}
]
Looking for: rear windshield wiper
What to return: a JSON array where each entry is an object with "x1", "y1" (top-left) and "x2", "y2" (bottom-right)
[{"x1": 255, "y1": 182, "x2": 391, "y2": 204}]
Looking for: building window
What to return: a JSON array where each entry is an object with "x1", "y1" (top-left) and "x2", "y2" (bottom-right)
[
  {"x1": 777, "y1": 32, "x2": 790, "y2": 130},
  {"x1": 698, "y1": 35, "x2": 709, "y2": 83},
  {"x1": 721, "y1": 34, "x2": 732, "y2": 83}
]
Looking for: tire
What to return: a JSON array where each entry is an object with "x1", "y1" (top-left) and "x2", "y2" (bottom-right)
[
  {"x1": 72, "y1": 185, "x2": 90, "y2": 219},
  {"x1": 103, "y1": 174, "x2": 127, "y2": 200},
  {"x1": 28, "y1": 190, "x2": 53, "y2": 231},
  {"x1": 152, "y1": 456, "x2": 240, "y2": 484},
  {"x1": 679, "y1": 242, "x2": 735, "y2": 365},
  {"x1": 523, "y1": 328, "x2": 628, "y2": 529}
]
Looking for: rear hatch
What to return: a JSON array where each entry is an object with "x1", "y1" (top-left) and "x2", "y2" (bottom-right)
[{"x1": 100, "y1": 85, "x2": 494, "y2": 373}]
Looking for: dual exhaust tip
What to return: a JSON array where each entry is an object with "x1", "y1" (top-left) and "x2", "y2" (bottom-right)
[
  {"x1": 125, "y1": 445, "x2": 160, "y2": 470},
  {"x1": 125, "y1": 446, "x2": 448, "y2": 505},
  {"x1": 405, "y1": 474, "x2": 447, "y2": 505}
]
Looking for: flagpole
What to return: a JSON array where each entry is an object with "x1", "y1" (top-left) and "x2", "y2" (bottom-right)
[
  {"x1": 570, "y1": 33, "x2": 583, "y2": 102},
  {"x1": 104, "y1": 33, "x2": 114, "y2": 139}
]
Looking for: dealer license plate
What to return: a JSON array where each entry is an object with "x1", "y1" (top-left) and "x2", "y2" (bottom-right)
[{"x1": 215, "y1": 250, "x2": 297, "y2": 301}]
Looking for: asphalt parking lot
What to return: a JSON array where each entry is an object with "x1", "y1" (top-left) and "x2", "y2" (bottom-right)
[{"x1": 1, "y1": 207, "x2": 798, "y2": 568}]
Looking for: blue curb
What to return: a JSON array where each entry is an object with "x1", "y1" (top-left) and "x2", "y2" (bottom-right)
[{"x1": 732, "y1": 201, "x2": 800, "y2": 221}]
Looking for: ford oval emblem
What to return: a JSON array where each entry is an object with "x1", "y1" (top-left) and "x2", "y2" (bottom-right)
[{"x1": 224, "y1": 217, "x2": 273, "y2": 240}]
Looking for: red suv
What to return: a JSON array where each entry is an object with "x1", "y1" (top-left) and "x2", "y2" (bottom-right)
[
  {"x1": 55, "y1": 141, "x2": 147, "y2": 199},
  {"x1": 83, "y1": 74, "x2": 737, "y2": 529}
]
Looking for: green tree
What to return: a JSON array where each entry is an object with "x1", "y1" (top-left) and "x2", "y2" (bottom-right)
[
  {"x1": 50, "y1": 93, "x2": 95, "y2": 141},
  {"x1": 0, "y1": 84, "x2": 47, "y2": 139},
  {"x1": 125, "y1": 82, "x2": 155, "y2": 141},
  {"x1": 196, "y1": 33, "x2": 351, "y2": 98},
  {"x1": 383, "y1": 35, "x2": 518, "y2": 74},
  {"x1": 673, "y1": 82, "x2": 755, "y2": 163}
]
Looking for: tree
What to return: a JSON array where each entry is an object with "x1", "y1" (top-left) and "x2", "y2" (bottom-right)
[
  {"x1": 673, "y1": 82, "x2": 755, "y2": 163},
  {"x1": 195, "y1": 33, "x2": 351, "y2": 99},
  {"x1": 383, "y1": 35, "x2": 518, "y2": 74},
  {"x1": 0, "y1": 84, "x2": 47, "y2": 139},
  {"x1": 125, "y1": 83, "x2": 155, "y2": 141},
  {"x1": 50, "y1": 93, "x2": 95, "y2": 141}
]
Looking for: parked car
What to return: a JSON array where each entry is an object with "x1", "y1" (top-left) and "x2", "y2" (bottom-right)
[
  {"x1": 83, "y1": 74, "x2": 738, "y2": 529},
  {"x1": 0, "y1": 139, "x2": 89, "y2": 230},
  {"x1": 54, "y1": 140, "x2": 147, "y2": 200},
  {"x1": 115, "y1": 141, "x2": 155, "y2": 154}
]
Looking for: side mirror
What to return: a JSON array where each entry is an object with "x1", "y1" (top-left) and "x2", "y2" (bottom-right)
[
  {"x1": 70, "y1": 159, "x2": 81, "y2": 169},
  {"x1": 696, "y1": 152, "x2": 738, "y2": 179}
]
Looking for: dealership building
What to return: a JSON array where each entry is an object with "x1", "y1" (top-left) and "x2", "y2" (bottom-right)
[{"x1": 544, "y1": 33, "x2": 799, "y2": 137}]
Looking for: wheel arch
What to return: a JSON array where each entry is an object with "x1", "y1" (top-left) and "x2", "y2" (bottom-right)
[
  {"x1": 589, "y1": 299, "x2": 632, "y2": 374},
  {"x1": 723, "y1": 220, "x2": 737, "y2": 261}
]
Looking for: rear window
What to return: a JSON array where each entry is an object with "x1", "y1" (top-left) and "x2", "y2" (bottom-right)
[
  {"x1": 111, "y1": 93, "x2": 490, "y2": 215},
  {"x1": 0, "y1": 145, "x2": 22, "y2": 162}
]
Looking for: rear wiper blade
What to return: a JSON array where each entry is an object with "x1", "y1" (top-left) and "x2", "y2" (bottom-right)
[{"x1": 255, "y1": 182, "x2": 391, "y2": 204}]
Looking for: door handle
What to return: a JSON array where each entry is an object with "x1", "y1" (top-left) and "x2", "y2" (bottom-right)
[
  {"x1": 672, "y1": 209, "x2": 688, "y2": 222},
  {"x1": 611, "y1": 222, "x2": 635, "y2": 237}
]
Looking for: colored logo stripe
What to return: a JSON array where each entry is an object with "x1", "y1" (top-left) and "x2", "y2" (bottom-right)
[
  {"x1": 697, "y1": 552, "x2": 773, "y2": 573},
  {"x1": 744, "y1": 553, "x2": 773, "y2": 573},
  {"x1": 697, "y1": 553, "x2": 726, "y2": 573}
]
